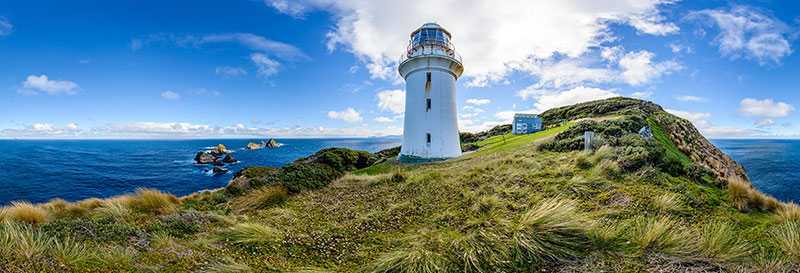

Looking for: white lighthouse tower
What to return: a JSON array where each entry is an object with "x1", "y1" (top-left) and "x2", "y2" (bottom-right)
[{"x1": 397, "y1": 23, "x2": 464, "y2": 162}]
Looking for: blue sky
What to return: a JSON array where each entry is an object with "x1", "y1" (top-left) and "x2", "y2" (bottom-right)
[{"x1": 1, "y1": 0, "x2": 799, "y2": 138}]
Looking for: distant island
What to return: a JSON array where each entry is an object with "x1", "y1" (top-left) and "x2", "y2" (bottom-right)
[{"x1": 1, "y1": 97, "x2": 799, "y2": 272}]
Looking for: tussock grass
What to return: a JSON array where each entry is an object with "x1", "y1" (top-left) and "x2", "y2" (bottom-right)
[
  {"x1": 450, "y1": 229, "x2": 508, "y2": 272},
  {"x1": 233, "y1": 186, "x2": 288, "y2": 212},
  {"x1": 627, "y1": 216, "x2": 695, "y2": 257},
  {"x1": 698, "y1": 222, "x2": 749, "y2": 264},
  {"x1": 50, "y1": 237, "x2": 94, "y2": 265},
  {"x1": 772, "y1": 221, "x2": 800, "y2": 261},
  {"x1": 367, "y1": 233, "x2": 450, "y2": 273},
  {"x1": 727, "y1": 179, "x2": 751, "y2": 212},
  {"x1": 652, "y1": 193, "x2": 682, "y2": 214},
  {"x1": 126, "y1": 188, "x2": 180, "y2": 214},
  {"x1": 149, "y1": 232, "x2": 179, "y2": 249},
  {"x1": 593, "y1": 145, "x2": 616, "y2": 162},
  {"x1": 593, "y1": 159, "x2": 620, "y2": 179},
  {"x1": 6, "y1": 223, "x2": 53, "y2": 260},
  {"x1": 40, "y1": 198, "x2": 88, "y2": 219},
  {"x1": 219, "y1": 222, "x2": 279, "y2": 245},
  {"x1": 751, "y1": 249, "x2": 788, "y2": 273},
  {"x1": 5, "y1": 201, "x2": 50, "y2": 225},
  {"x1": 510, "y1": 198, "x2": 588, "y2": 263},
  {"x1": 575, "y1": 151, "x2": 595, "y2": 169},
  {"x1": 586, "y1": 221, "x2": 623, "y2": 253},
  {"x1": 92, "y1": 203, "x2": 131, "y2": 222},
  {"x1": 97, "y1": 246, "x2": 137, "y2": 265},
  {"x1": 562, "y1": 175, "x2": 592, "y2": 197},
  {"x1": 200, "y1": 260, "x2": 252, "y2": 273},
  {"x1": 76, "y1": 197, "x2": 106, "y2": 210},
  {"x1": 776, "y1": 202, "x2": 800, "y2": 222}
]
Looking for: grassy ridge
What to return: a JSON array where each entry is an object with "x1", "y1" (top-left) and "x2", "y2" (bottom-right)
[{"x1": 1, "y1": 98, "x2": 799, "y2": 272}]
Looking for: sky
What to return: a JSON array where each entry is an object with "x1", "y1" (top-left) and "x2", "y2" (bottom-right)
[{"x1": 1, "y1": 0, "x2": 799, "y2": 139}]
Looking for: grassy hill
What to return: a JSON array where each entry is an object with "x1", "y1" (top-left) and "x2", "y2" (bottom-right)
[{"x1": 1, "y1": 97, "x2": 799, "y2": 272}]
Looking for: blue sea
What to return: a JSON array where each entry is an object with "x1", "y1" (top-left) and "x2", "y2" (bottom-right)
[
  {"x1": 0, "y1": 138, "x2": 401, "y2": 205},
  {"x1": 712, "y1": 139, "x2": 800, "y2": 204}
]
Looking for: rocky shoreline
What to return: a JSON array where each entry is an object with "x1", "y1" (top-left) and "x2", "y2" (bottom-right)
[{"x1": 193, "y1": 139, "x2": 284, "y2": 174}]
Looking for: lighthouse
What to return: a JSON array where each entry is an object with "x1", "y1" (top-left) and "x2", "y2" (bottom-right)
[{"x1": 397, "y1": 23, "x2": 464, "y2": 162}]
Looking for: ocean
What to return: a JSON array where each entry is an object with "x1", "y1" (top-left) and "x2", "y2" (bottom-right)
[
  {"x1": 0, "y1": 138, "x2": 401, "y2": 205},
  {"x1": 711, "y1": 139, "x2": 800, "y2": 204}
]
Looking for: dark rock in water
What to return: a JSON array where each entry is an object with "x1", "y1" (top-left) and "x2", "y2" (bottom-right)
[
  {"x1": 265, "y1": 138, "x2": 279, "y2": 148},
  {"x1": 260, "y1": 140, "x2": 267, "y2": 147},
  {"x1": 213, "y1": 160, "x2": 225, "y2": 167},
  {"x1": 222, "y1": 154, "x2": 237, "y2": 163},
  {"x1": 212, "y1": 167, "x2": 228, "y2": 174},
  {"x1": 194, "y1": 152, "x2": 217, "y2": 164}
]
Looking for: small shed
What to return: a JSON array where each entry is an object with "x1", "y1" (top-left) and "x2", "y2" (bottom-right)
[{"x1": 512, "y1": 113, "x2": 543, "y2": 135}]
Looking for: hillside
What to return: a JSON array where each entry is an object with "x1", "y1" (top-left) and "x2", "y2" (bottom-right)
[{"x1": 1, "y1": 97, "x2": 799, "y2": 272}]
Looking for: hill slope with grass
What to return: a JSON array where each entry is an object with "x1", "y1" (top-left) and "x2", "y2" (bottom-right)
[{"x1": 2, "y1": 97, "x2": 799, "y2": 272}]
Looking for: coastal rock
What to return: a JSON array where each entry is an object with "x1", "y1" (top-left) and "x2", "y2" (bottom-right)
[
  {"x1": 213, "y1": 160, "x2": 225, "y2": 167},
  {"x1": 260, "y1": 140, "x2": 267, "y2": 147},
  {"x1": 246, "y1": 142, "x2": 261, "y2": 150},
  {"x1": 212, "y1": 144, "x2": 232, "y2": 155},
  {"x1": 212, "y1": 167, "x2": 228, "y2": 174},
  {"x1": 222, "y1": 154, "x2": 237, "y2": 163},
  {"x1": 194, "y1": 152, "x2": 216, "y2": 164},
  {"x1": 265, "y1": 138, "x2": 279, "y2": 148}
]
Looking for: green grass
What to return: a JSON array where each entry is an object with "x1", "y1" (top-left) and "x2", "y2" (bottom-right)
[
  {"x1": 476, "y1": 122, "x2": 573, "y2": 154},
  {"x1": 648, "y1": 117, "x2": 691, "y2": 165}
]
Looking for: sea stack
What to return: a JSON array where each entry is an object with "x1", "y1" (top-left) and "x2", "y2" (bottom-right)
[
  {"x1": 246, "y1": 142, "x2": 261, "y2": 150},
  {"x1": 222, "y1": 154, "x2": 237, "y2": 163},
  {"x1": 265, "y1": 138, "x2": 279, "y2": 148}
]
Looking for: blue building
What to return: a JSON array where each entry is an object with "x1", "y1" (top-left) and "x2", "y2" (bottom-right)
[{"x1": 513, "y1": 113, "x2": 542, "y2": 135}]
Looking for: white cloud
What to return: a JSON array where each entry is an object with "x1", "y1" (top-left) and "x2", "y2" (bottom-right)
[
  {"x1": 215, "y1": 66, "x2": 247, "y2": 77},
  {"x1": 757, "y1": 118, "x2": 778, "y2": 127},
  {"x1": 631, "y1": 91, "x2": 653, "y2": 99},
  {"x1": 376, "y1": 89, "x2": 405, "y2": 114},
  {"x1": 459, "y1": 120, "x2": 505, "y2": 133},
  {"x1": 666, "y1": 109, "x2": 762, "y2": 138},
  {"x1": 188, "y1": 33, "x2": 308, "y2": 61},
  {"x1": 676, "y1": 95, "x2": 707, "y2": 102},
  {"x1": 265, "y1": 0, "x2": 680, "y2": 84},
  {"x1": 374, "y1": 117, "x2": 395, "y2": 123},
  {"x1": 688, "y1": 5, "x2": 793, "y2": 66},
  {"x1": 0, "y1": 16, "x2": 13, "y2": 37},
  {"x1": 78, "y1": 59, "x2": 91, "y2": 64},
  {"x1": 668, "y1": 42, "x2": 693, "y2": 54},
  {"x1": 738, "y1": 98, "x2": 795, "y2": 118},
  {"x1": 466, "y1": 98, "x2": 490, "y2": 105},
  {"x1": 161, "y1": 90, "x2": 180, "y2": 100},
  {"x1": 518, "y1": 86, "x2": 620, "y2": 113},
  {"x1": 327, "y1": 108, "x2": 363, "y2": 123},
  {"x1": 250, "y1": 53, "x2": 281, "y2": 79},
  {"x1": 618, "y1": 50, "x2": 681, "y2": 86},
  {"x1": 2, "y1": 122, "x2": 402, "y2": 139},
  {"x1": 17, "y1": 75, "x2": 80, "y2": 95}
]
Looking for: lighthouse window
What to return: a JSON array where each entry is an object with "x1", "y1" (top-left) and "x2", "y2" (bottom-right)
[
  {"x1": 426, "y1": 98, "x2": 431, "y2": 111},
  {"x1": 426, "y1": 133, "x2": 431, "y2": 143}
]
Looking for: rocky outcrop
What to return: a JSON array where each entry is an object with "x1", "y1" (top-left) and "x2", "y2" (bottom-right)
[
  {"x1": 265, "y1": 138, "x2": 279, "y2": 148},
  {"x1": 246, "y1": 142, "x2": 261, "y2": 150},
  {"x1": 213, "y1": 160, "x2": 225, "y2": 167},
  {"x1": 194, "y1": 152, "x2": 217, "y2": 164},
  {"x1": 652, "y1": 113, "x2": 750, "y2": 184},
  {"x1": 213, "y1": 144, "x2": 231, "y2": 154},
  {"x1": 222, "y1": 154, "x2": 237, "y2": 163},
  {"x1": 260, "y1": 140, "x2": 267, "y2": 147},
  {"x1": 212, "y1": 167, "x2": 228, "y2": 174}
]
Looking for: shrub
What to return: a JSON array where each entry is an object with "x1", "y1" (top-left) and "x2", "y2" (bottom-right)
[
  {"x1": 772, "y1": 221, "x2": 800, "y2": 261},
  {"x1": 5, "y1": 201, "x2": 50, "y2": 225},
  {"x1": 685, "y1": 163, "x2": 706, "y2": 181},
  {"x1": 278, "y1": 163, "x2": 338, "y2": 193},
  {"x1": 510, "y1": 198, "x2": 587, "y2": 263},
  {"x1": 698, "y1": 222, "x2": 749, "y2": 264},
  {"x1": 727, "y1": 179, "x2": 751, "y2": 213},
  {"x1": 233, "y1": 186, "x2": 288, "y2": 212},
  {"x1": 42, "y1": 216, "x2": 143, "y2": 244},
  {"x1": 127, "y1": 188, "x2": 180, "y2": 214},
  {"x1": 660, "y1": 153, "x2": 685, "y2": 177},
  {"x1": 219, "y1": 222, "x2": 279, "y2": 245},
  {"x1": 626, "y1": 216, "x2": 695, "y2": 257},
  {"x1": 49, "y1": 237, "x2": 94, "y2": 265},
  {"x1": 146, "y1": 211, "x2": 213, "y2": 238}
]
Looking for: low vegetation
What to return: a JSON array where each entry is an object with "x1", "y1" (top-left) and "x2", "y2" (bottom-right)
[{"x1": 0, "y1": 97, "x2": 798, "y2": 272}]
